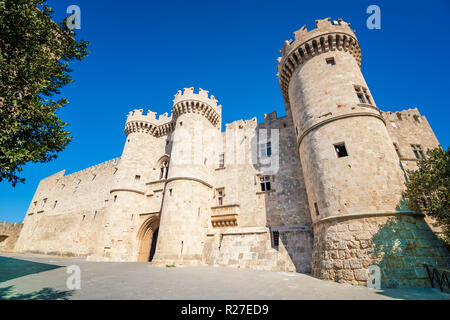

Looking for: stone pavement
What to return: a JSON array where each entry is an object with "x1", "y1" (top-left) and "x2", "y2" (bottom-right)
[{"x1": 0, "y1": 253, "x2": 448, "y2": 300}]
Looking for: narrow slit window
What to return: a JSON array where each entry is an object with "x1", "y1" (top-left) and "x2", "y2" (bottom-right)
[
  {"x1": 272, "y1": 231, "x2": 280, "y2": 248},
  {"x1": 314, "y1": 202, "x2": 320, "y2": 216},
  {"x1": 334, "y1": 143, "x2": 348, "y2": 158},
  {"x1": 218, "y1": 190, "x2": 223, "y2": 206},
  {"x1": 218, "y1": 153, "x2": 225, "y2": 168}
]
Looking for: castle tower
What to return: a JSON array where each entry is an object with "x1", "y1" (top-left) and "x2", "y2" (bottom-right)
[
  {"x1": 277, "y1": 18, "x2": 449, "y2": 286},
  {"x1": 151, "y1": 87, "x2": 222, "y2": 266},
  {"x1": 93, "y1": 109, "x2": 174, "y2": 261}
]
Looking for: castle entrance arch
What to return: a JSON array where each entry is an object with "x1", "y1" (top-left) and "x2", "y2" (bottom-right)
[{"x1": 137, "y1": 215, "x2": 160, "y2": 262}]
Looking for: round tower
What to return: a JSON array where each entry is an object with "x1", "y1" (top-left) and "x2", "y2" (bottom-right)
[
  {"x1": 94, "y1": 109, "x2": 174, "y2": 261},
  {"x1": 277, "y1": 18, "x2": 427, "y2": 285},
  {"x1": 151, "y1": 87, "x2": 222, "y2": 266}
]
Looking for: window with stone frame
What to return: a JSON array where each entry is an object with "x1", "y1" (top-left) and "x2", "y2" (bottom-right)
[
  {"x1": 260, "y1": 141, "x2": 272, "y2": 158},
  {"x1": 326, "y1": 57, "x2": 335, "y2": 66},
  {"x1": 218, "y1": 153, "x2": 225, "y2": 168},
  {"x1": 216, "y1": 188, "x2": 224, "y2": 206},
  {"x1": 354, "y1": 85, "x2": 373, "y2": 105},
  {"x1": 260, "y1": 176, "x2": 272, "y2": 192},
  {"x1": 272, "y1": 231, "x2": 280, "y2": 249},
  {"x1": 411, "y1": 144, "x2": 424, "y2": 159},
  {"x1": 159, "y1": 160, "x2": 169, "y2": 180}
]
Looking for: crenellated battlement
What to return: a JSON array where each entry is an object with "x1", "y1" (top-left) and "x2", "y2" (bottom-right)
[
  {"x1": 380, "y1": 108, "x2": 427, "y2": 123},
  {"x1": 0, "y1": 221, "x2": 22, "y2": 229},
  {"x1": 225, "y1": 117, "x2": 257, "y2": 131},
  {"x1": 126, "y1": 109, "x2": 173, "y2": 126},
  {"x1": 125, "y1": 109, "x2": 175, "y2": 137},
  {"x1": 277, "y1": 18, "x2": 361, "y2": 103},
  {"x1": 279, "y1": 18, "x2": 356, "y2": 58},
  {"x1": 172, "y1": 87, "x2": 222, "y2": 128}
]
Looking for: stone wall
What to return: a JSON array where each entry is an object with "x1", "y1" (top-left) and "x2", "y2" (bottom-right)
[
  {"x1": 14, "y1": 158, "x2": 119, "y2": 256},
  {"x1": 381, "y1": 108, "x2": 440, "y2": 172},
  {"x1": 312, "y1": 214, "x2": 450, "y2": 288},
  {"x1": 0, "y1": 222, "x2": 23, "y2": 252}
]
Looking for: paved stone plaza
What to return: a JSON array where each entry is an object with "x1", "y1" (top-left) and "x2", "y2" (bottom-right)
[{"x1": 0, "y1": 253, "x2": 448, "y2": 300}]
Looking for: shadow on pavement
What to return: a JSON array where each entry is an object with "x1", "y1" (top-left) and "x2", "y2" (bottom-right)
[
  {"x1": 374, "y1": 288, "x2": 450, "y2": 300},
  {"x1": 0, "y1": 256, "x2": 62, "y2": 282},
  {"x1": 0, "y1": 285, "x2": 74, "y2": 300}
]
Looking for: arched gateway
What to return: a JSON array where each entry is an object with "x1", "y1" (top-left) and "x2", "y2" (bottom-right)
[{"x1": 137, "y1": 215, "x2": 160, "y2": 262}]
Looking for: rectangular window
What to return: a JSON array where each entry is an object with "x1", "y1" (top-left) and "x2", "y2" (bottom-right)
[
  {"x1": 326, "y1": 57, "x2": 335, "y2": 66},
  {"x1": 218, "y1": 190, "x2": 223, "y2": 206},
  {"x1": 411, "y1": 144, "x2": 424, "y2": 159},
  {"x1": 218, "y1": 153, "x2": 225, "y2": 168},
  {"x1": 135, "y1": 175, "x2": 141, "y2": 182},
  {"x1": 260, "y1": 176, "x2": 271, "y2": 192},
  {"x1": 334, "y1": 143, "x2": 348, "y2": 158},
  {"x1": 260, "y1": 142, "x2": 272, "y2": 157},
  {"x1": 272, "y1": 231, "x2": 280, "y2": 248},
  {"x1": 357, "y1": 93, "x2": 366, "y2": 104},
  {"x1": 354, "y1": 85, "x2": 373, "y2": 105}
]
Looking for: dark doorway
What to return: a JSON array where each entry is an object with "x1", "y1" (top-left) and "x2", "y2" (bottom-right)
[{"x1": 149, "y1": 228, "x2": 159, "y2": 261}]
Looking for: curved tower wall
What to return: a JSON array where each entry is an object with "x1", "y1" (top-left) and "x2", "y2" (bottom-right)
[
  {"x1": 152, "y1": 88, "x2": 222, "y2": 266},
  {"x1": 92, "y1": 110, "x2": 172, "y2": 261},
  {"x1": 277, "y1": 18, "x2": 449, "y2": 287}
]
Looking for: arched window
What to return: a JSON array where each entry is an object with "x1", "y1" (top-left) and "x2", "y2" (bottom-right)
[{"x1": 159, "y1": 160, "x2": 169, "y2": 180}]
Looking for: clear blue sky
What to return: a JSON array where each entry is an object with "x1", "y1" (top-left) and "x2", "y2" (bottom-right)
[{"x1": 1, "y1": 0, "x2": 449, "y2": 223}]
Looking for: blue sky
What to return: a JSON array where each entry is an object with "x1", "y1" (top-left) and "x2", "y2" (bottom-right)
[{"x1": 1, "y1": 0, "x2": 449, "y2": 223}]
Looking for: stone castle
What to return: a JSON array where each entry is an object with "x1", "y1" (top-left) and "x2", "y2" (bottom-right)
[{"x1": 12, "y1": 18, "x2": 449, "y2": 288}]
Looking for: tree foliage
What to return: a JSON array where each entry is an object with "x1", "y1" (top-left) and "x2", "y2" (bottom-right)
[
  {"x1": 0, "y1": 0, "x2": 88, "y2": 186},
  {"x1": 403, "y1": 147, "x2": 450, "y2": 244}
]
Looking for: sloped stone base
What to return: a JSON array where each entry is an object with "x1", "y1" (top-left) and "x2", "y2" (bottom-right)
[{"x1": 312, "y1": 213, "x2": 450, "y2": 288}]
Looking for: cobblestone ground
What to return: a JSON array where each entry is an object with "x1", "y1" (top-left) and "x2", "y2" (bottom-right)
[{"x1": 0, "y1": 253, "x2": 448, "y2": 300}]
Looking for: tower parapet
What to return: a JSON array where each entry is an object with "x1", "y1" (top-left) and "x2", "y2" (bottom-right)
[
  {"x1": 277, "y1": 17, "x2": 361, "y2": 103},
  {"x1": 124, "y1": 109, "x2": 174, "y2": 137},
  {"x1": 172, "y1": 87, "x2": 222, "y2": 128}
]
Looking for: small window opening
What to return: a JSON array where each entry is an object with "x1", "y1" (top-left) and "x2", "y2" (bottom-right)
[
  {"x1": 218, "y1": 153, "x2": 225, "y2": 168},
  {"x1": 114, "y1": 195, "x2": 117, "y2": 202},
  {"x1": 159, "y1": 160, "x2": 169, "y2": 180},
  {"x1": 260, "y1": 176, "x2": 271, "y2": 192},
  {"x1": 334, "y1": 143, "x2": 348, "y2": 158},
  {"x1": 314, "y1": 202, "x2": 320, "y2": 216},
  {"x1": 272, "y1": 231, "x2": 280, "y2": 248},
  {"x1": 135, "y1": 175, "x2": 141, "y2": 182},
  {"x1": 217, "y1": 189, "x2": 224, "y2": 206},
  {"x1": 169, "y1": 188, "x2": 173, "y2": 196},
  {"x1": 53, "y1": 201, "x2": 57, "y2": 209},
  {"x1": 326, "y1": 57, "x2": 335, "y2": 66}
]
